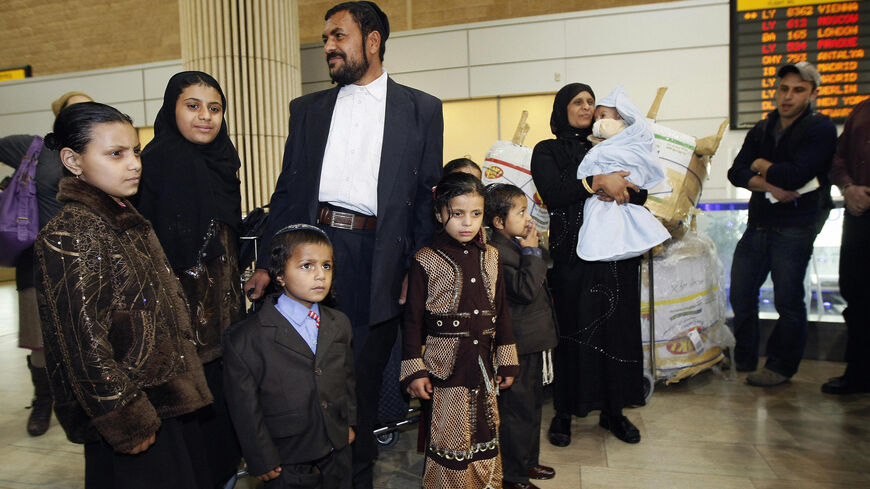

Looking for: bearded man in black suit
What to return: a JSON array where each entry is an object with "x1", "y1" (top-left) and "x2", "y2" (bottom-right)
[{"x1": 245, "y1": 2, "x2": 443, "y2": 487}]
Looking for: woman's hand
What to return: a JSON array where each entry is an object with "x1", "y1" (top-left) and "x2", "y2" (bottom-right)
[
  {"x1": 348, "y1": 427, "x2": 356, "y2": 444},
  {"x1": 497, "y1": 376, "x2": 514, "y2": 389},
  {"x1": 592, "y1": 171, "x2": 639, "y2": 205},
  {"x1": 124, "y1": 432, "x2": 156, "y2": 455},
  {"x1": 407, "y1": 377, "x2": 433, "y2": 400}
]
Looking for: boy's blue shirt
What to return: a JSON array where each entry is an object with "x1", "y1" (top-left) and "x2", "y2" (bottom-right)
[{"x1": 275, "y1": 293, "x2": 320, "y2": 354}]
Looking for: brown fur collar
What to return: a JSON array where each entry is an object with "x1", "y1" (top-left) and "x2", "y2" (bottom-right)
[{"x1": 56, "y1": 177, "x2": 148, "y2": 231}]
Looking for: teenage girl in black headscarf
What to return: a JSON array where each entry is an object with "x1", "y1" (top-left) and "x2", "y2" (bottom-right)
[
  {"x1": 530, "y1": 82, "x2": 648, "y2": 446},
  {"x1": 137, "y1": 71, "x2": 243, "y2": 486}
]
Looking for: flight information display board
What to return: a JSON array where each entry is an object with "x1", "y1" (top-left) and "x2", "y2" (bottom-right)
[{"x1": 731, "y1": 0, "x2": 869, "y2": 128}]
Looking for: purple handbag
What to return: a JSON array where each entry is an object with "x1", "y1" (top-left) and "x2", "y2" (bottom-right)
[{"x1": 0, "y1": 136, "x2": 42, "y2": 267}]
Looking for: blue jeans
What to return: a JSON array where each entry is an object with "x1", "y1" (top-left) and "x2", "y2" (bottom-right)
[{"x1": 730, "y1": 225, "x2": 817, "y2": 377}]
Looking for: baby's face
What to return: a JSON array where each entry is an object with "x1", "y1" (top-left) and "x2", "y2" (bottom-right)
[{"x1": 594, "y1": 106, "x2": 622, "y2": 122}]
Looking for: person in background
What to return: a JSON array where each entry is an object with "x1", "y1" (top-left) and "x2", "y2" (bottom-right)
[
  {"x1": 0, "y1": 90, "x2": 93, "y2": 436},
  {"x1": 34, "y1": 102, "x2": 213, "y2": 489},
  {"x1": 135, "y1": 71, "x2": 244, "y2": 486},
  {"x1": 727, "y1": 62, "x2": 837, "y2": 387},
  {"x1": 485, "y1": 183, "x2": 558, "y2": 489},
  {"x1": 823, "y1": 98, "x2": 870, "y2": 395},
  {"x1": 443, "y1": 157, "x2": 482, "y2": 180}
]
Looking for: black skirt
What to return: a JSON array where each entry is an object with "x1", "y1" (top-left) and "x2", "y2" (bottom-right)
[
  {"x1": 549, "y1": 257, "x2": 645, "y2": 417},
  {"x1": 84, "y1": 413, "x2": 213, "y2": 489}
]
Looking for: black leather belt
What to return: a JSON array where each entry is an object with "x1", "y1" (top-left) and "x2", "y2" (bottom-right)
[{"x1": 317, "y1": 207, "x2": 377, "y2": 231}]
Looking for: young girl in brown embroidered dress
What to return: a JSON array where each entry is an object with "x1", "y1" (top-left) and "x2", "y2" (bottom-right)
[{"x1": 401, "y1": 172, "x2": 519, "y2": 489}]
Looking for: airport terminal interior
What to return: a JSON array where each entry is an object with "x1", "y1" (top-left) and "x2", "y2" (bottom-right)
[{"x1": 2, "y1": 0, "x2": 870, "y2": 487}]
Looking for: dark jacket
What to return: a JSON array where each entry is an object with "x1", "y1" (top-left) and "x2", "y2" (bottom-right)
[
  {"x1": 489, "y1": 232, "x2": 558, "y2": 355},
  {"x1": 258, "y1": 77, "x2": 443, "y2": 325},
  {"x1": 830, "y1": 98, "x2": 870, "y2": 188},
  {"x1": 223, "y1": 294, "x2": 356, "y2": 476},
  {"x1": 727, "y1": 107, "x2": 837, "y2": 228},
  {"x1": 33, "y1": 177, "x2": 212, "y2": 452},
  {"x1": 400, "y1": 232, "x2": 519, "y2": 389}
]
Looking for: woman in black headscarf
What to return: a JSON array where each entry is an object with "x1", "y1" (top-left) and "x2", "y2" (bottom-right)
[
  {"x1": 530, "y1": 83, "x2": 648, "y2": 446},
  {"x1": 137, "y1": 71, "x2": 243, "y2": 486}
]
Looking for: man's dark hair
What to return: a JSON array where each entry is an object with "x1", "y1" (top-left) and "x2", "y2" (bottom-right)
[
  {"x1": 326, "y1": 1, "x2": 389, "y2": 62},
  {"x1": 484, "y1": 183, "x2": 525, "y2": 228}
]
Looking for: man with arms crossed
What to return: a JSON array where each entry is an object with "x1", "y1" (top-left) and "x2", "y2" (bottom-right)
[
  {"x1": 245, "y1": 2, "x2": 443, "y2": 487},
  {"x1": 727, "y1": 62, "x2": 836, "y2": 387}
]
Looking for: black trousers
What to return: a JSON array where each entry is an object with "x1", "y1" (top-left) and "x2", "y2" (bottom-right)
[
  {"x1": 498, "y1": 352, "x2": 544, "y2": 485},
  {"x1": 320, "y1": 223, "x2": 399, "y2": 489},
  {"x1": 265, "y1": 445, "x2": 352, "y2": 489},
  {"x1": 840, "y1": 211, "x2": 870, "y2": 385},
  {"x1": 84, "y1": 414, "x2": 212, "y2": 489}
]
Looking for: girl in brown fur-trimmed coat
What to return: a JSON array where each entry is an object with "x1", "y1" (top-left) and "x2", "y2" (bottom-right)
[
  {"x1": 401, "y1": 172, "x2": 519, "y2": 489},
  {"x1": 34, "y1": 102, "x2": 213, "y2": 489}
]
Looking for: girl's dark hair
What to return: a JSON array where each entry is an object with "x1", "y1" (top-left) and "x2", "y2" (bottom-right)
[
  {"x1": 433, "y1": 171, "x2": 486, "y2": 218},
  {"x1": 43, "y1": 102, "x2": 133, "y2": 153},
  {"x1": 484, "y1": 183, "x2": 526, "y2": 228},
  {"x1": 443, "y1": 157, "x2": 481, "y2": 177},
  {"x1": 268, "y1": 225, "x2": 334, "y2": 281}
]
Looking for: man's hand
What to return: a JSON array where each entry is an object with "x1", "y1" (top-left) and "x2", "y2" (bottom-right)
[
  {"x1": 256, "y1": 466, "x2": 282, "y2": 482},
  {"x1": 844, "y1": 184, "x2": 870, "y2": 216},
  {"x1": 244, "y1": 269, "x2": 272, "y2": 300},
  {"x1": 348, "y1": 427, "x2": 356, "y2": 444},
  {"x1": 124, "y1": 432, "x2": 156, "y2": 455},
  {"x1": 768, "y1": 186, "x2": 801, "y2": 204},
  {"x1": 750, "y1": 158, "x2": 774, "y2": 178},
  {"x1": 407, "y1": 377, "x2": 433, "y2": 400}
]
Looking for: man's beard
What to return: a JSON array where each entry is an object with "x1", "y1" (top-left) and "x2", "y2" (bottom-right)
[{"x1": 328, "y1": 51, "x2": 370, "y2": 85}]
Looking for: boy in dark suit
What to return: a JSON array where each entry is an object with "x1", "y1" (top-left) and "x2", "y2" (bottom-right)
[
  {"x1": 224, "y1": 225, "x2": 356, "y2": 488},
  {"x1": 485, "y1": 184, "x2": 559, "y2": 489}
]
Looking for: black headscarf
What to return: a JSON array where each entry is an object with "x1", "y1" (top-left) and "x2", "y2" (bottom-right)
[
  {"x1": 549, "y1": 82, "x2": 595, "y2": 140},
  {"x1": 137, "y1": 71, "x2": 242, "y2": 272}
]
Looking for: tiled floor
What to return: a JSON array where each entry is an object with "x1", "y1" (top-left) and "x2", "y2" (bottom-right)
[{"x1": 1, "y1": 281, "x2": 869, "y2": 488}]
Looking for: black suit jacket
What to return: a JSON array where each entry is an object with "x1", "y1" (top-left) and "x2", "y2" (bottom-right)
[
  {"x1": 223, "y1": 295, "x2": 356, "y2": 475},
  {"x1": 258, "y1": 78, "x2": 443, "y2": 324}
]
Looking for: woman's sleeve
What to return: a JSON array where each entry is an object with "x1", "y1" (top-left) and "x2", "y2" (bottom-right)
[
  {"x1": 493, "y1": 254, "x2": 519, "y2": 379},
  {"x1": 35, "y1": 224, "x2": 160, "y2": 452},
  {"x1": 400, "y1": 258, "x2": 428, "y2": 388},
  {"x1": 530, "y1": 141, "x2": 593, "y2": 210}
]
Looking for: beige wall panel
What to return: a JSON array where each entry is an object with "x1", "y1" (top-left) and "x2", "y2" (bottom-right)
[
  {"x1": 442, "y1": 98, "x2": 498, "y2": 165},
  {"x1": 470, "y1": 59, "x2": 566, "y2": 98},
  {"x1": 385, "y1": 31, "x2": 468, "y2": 73},
  {"x1": 564, "y1": 3, "x2": 728, "y2": 57},
  {"x1": 468, "y1": 20, "x2": 565, "y2": 66},
  {"x1": 497, "y1": 94, "x2": 557, "y2": 149},
  {"x1": 390, "y1": 68, "x2": 469, "y2": 101},
  {"x1": 0, "y1": 0, "x2": 181, "y2": 76}
]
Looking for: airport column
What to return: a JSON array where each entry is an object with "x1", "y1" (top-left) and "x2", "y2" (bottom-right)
[{"x1": 179, "y1": 0, "x2": 300, "y2": 212}]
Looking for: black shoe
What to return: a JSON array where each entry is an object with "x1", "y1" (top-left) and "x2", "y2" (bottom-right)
[
  {"x1": 821, "y1": 375, "x2": 870, "y2": 395},
  {"x1": 547, "y1": 414, "x2": 571, "y2": 447},
  {"x1": 527, "y1": 465, "x2": 555, "y2": 480},
  {"x1": 599, "y1": 413, "x2": 641, "y2": 444},
  {"x1": 27, "y1": 356, "x2": 52, "y2": 437}
]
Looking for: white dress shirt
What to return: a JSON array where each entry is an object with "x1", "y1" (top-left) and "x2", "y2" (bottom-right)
[{"x1": 318, "y1": 70, "x2": 388, "y2": 216}]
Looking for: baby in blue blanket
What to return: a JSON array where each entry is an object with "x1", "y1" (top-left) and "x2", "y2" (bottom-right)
[{"x1": 575, "y1": 86, "x2": 670, "y2": 261}]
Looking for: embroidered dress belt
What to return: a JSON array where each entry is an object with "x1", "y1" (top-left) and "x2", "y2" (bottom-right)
[{"x1": 317, "y1": 207, "x2": 377, "y2": 231}]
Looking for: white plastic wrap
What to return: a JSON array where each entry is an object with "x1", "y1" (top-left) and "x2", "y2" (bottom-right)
[
  {"x1": 482, "y1": 140, "x2": 549, "y2": 233},
  {"x1": 640, "y1": 229, "x2": 735, "y2": 384}
]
